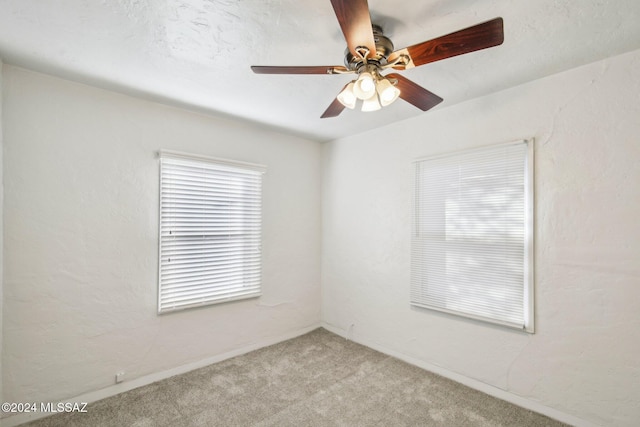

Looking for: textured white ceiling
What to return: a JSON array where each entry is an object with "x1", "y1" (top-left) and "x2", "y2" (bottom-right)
[{"x1": 1, "y1": 0, "x2": 639, "y2": 141}]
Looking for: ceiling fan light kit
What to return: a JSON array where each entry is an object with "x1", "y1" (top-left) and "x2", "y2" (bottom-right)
[
  {"x1": 362, "y1": 93, "x2": 382, "y2": 112},
  {"x1": 337, "y1": 82, "x2": 357, "y2": 109},
  {"x1": 338, "y1": 62, "x2": 402, "y2": 111},
  {"x1": 251, "y1": 0, "x2": 504, "y2": 118},
  {"x1": 376, "y1": 77, "x2": 400, "y2": 106},
  {"x1": 353, "y1": 71, "x2": 377, "y2": 100}
]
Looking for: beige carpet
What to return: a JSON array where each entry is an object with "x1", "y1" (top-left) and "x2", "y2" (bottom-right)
[{"x1": 21, "y1": 328, "x2": 568, "y2": 426}]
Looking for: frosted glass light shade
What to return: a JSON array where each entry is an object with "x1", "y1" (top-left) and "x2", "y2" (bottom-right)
[
  {"x1": 353, "y1": 72, "x2": 376, "y2": 100},
  {"x1": 361, "y1": 94, "x2": 381, "y2": 112},
  {"x1": 337, "y1": 82, "x2": 356, "y2": 109},
  {"x1": 377, "y1": 78, "x2": 400, "y2": 106}
]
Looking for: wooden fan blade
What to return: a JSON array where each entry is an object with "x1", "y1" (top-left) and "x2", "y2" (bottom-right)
[
  {"x1": 388, "y1": 17, "x2": 504, "y2": 70},
  {"x1": 330, "y1": 0, "x2": 376, "y2": 59},
  {"x1": 321, "y1": 98, "x2": 346, "y2": 118},
  {"x1": 386, "y1": 73, "x2": 443, "y2": 111},
  {"x1": 251, "y1": 65, "x2": 349, "y2": 75},
  {"x1": 321, "y1": 83, "x2": 352, "y2": 118}
]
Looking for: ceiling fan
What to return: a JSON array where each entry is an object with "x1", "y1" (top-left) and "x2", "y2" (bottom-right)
[{"x1": 251, "y1": 0, "x2": 504, "y2": 118}]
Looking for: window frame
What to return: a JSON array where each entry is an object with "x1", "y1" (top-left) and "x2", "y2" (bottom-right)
[
  {"x1": 410, "y1": 139, "x2": 535, "y2": 332},
  {"x1": 157, "y1": 150, "x2": 266, "y2": 314}
]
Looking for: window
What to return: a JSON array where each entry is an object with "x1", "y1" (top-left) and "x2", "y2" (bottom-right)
[
  {"x1": 158, "y1": 150, "x2": 265, "y2": 314},
  {"x1": 411, "y1": 140, "x2": 534, "y2": 332}
]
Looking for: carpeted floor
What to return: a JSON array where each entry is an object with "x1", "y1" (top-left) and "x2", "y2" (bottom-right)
[{"x1": 21, "y1": 328, "x2": 568, "y2": 426}]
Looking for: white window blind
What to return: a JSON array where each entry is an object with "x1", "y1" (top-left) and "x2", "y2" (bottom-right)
[
  {"x1": 411, "y1": 140, "x2": 534, "y2": 332},
  {"x1": 158, "y1": 150, "x2": 265, "y2": 314}
]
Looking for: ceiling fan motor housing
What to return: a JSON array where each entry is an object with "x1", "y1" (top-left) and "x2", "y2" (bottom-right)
[{"x1": 344, "y1": 25, "x2": 394, "y2": 71}]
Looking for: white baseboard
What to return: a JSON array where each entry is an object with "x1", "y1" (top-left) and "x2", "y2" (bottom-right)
[
  {"x1": 2, "y1": 323, "x2": 321, "y2": 427},
  {"x1": 321, "y1": 322, "x2": 598, "y2": 427}
]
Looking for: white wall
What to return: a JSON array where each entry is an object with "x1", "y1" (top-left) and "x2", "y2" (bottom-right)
[
  {"x1": 321, "y1": 48, "x2": 640, "y2": 427},
  {"x1": 0, "y1": 58, "x2": 4, "y2": 407},
  {"x1": 2, "y1": 66, "x2": 321, "y2": 408}
]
